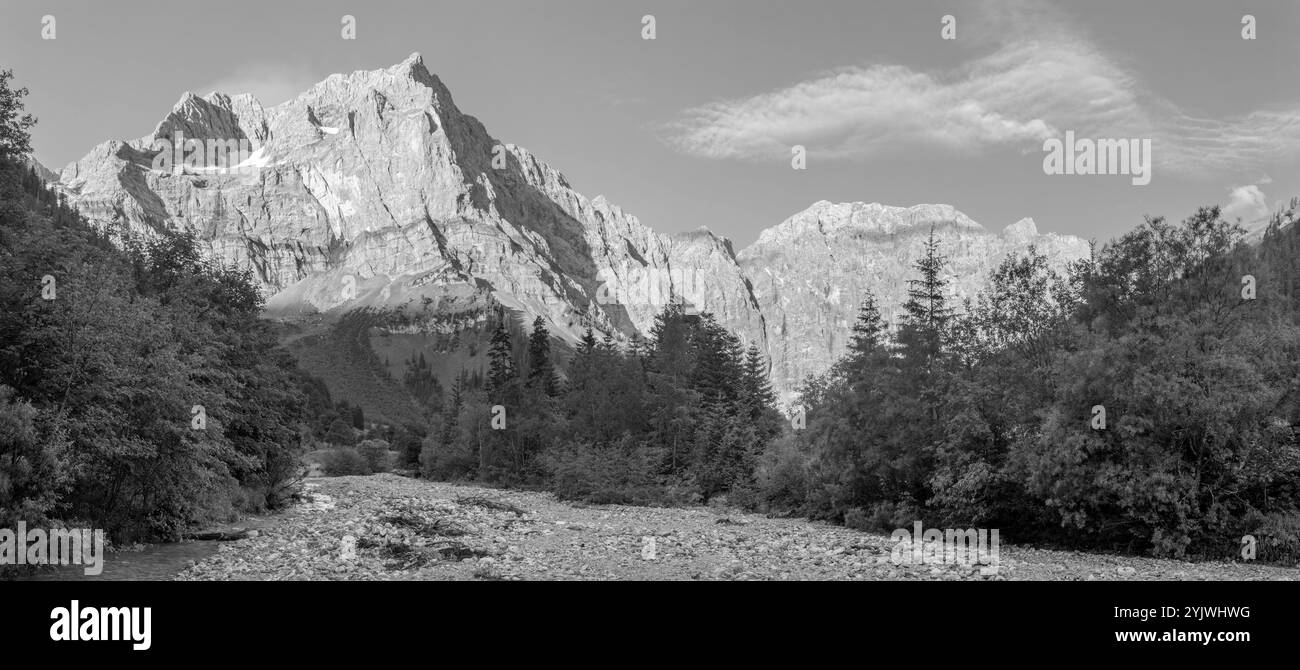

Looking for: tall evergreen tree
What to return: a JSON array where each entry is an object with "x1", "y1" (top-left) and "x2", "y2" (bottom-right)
[
  {"x1": 691, "y1": 316, "x2": 743, "y2": 404},
  {"x1": 843, "y1": 291, "x2": 889, "y2": 383},
  {"x1": 648, "y1": 303, "x2": 693, "y2": 381},
  {"x1": 847, "y1": 292, "x2": 887, "y2": 358},
  {"x1": 486, "y1": 314, "x2": 516, "y2": 403},
  {"x1": 525, "y1": 316, "x2": 557, "y2": 396},
  {"x1": 739, "y1": 343, "x2": 783, "y2": 444},
  {"x1": 741, "y1": 343, "x2": 777, "y2": 415},
  {"x1": 628, "y1": 332, "x2": 652, "y2": 371},
  {"x1": 901, "y1": 228, "x2": 952, "y2": 329},
  {"x1": 898, "y1": 227, "x2": 953, "y2": 375},
  {"x1": 440, "y1": 369, "x2": 468, "y2": 446}
]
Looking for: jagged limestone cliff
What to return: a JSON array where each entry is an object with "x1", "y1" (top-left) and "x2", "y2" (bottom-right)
[{"x1": 54, "y1": 54, "x2": 1089, "y2": 401}]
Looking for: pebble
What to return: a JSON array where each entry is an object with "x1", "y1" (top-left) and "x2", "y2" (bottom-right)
[{"x1": 170, "y1": 474, "x2": 1300, "y2": 582}]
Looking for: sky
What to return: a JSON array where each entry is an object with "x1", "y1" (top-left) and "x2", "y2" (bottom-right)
[{"x1": 1, "y1": 0, "x2": 1297, "y2": 248}]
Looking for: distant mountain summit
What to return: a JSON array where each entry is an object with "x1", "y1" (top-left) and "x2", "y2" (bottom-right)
[
  {"x1": 738, "y1": 201, "x2": 1090, "y2": 397},
  {"x1": 54, "y1": 54, "x2": 1089, "y2": 401}
]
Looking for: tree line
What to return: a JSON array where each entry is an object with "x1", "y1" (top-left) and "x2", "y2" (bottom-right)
[{"x1": 414, "y1": 306, "x2": 784, "y2": 508}]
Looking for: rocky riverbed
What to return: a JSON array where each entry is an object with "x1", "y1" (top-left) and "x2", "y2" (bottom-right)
[{"x1": 174, "y1": 474, "x2": 1300, "y2": 581}]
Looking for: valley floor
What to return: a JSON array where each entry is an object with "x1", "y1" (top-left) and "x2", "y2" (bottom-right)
[{"x1": 175, "y1": 474, "x2": 1300, "y2": 581}]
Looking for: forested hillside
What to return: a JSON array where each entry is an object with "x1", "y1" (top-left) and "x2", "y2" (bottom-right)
[{"x1": 0, "y1": 70, "x2": 327, "y2": 544}]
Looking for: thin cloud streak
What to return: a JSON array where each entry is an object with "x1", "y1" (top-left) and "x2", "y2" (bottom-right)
[
  {"x1": 191, "y1": 61, "x2": 323, "y2": 108},
  {"x1": 663, "y1": 3, "x2": 1299, "y2": 180}
]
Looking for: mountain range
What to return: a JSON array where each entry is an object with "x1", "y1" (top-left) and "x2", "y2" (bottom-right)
[{"x1": 43, "y1": 53, "x2": 1091, "y2": 404}]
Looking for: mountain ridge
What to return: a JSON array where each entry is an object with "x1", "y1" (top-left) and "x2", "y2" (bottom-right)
[{"x1": 50, "y1": 53, "x2": 1089, "y2": 401}]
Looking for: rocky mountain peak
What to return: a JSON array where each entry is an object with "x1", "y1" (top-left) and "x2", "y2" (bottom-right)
[
  {"x1": 53, "y1": 55, "x2": 1089, "y2": 403},
  {"x1": 395, "y1": 51, "x2": 431, "y2": 78},
  {"x1": 1002, "y1": 217, "x2": 1039, "y2": 241},
  {"x1": 144, "y1": 90, "x2": 258, "y2": 149},
  {"x1": 755, "y1": 200, "x2": 985, "y2": 247},
  {"x1": 52, "y1": 55, "x2": 768, "y2": 359}
]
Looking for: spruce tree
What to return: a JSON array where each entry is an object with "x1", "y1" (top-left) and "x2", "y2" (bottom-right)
[
  {"x1": 691, "y1": 316, "x2": 742, "y2": 404},
  {"x1": 648, "y1": 303, "x2": 692, "y2": 380},
  {"x1": 741, "y1": 343, "x2": 776, "y2": 416},
  {"x1": 441, "y1": 368, "x2": 468, "y2": 447},
  {"x1": 898, "y1": 227, "x2": 952, "y2": 372},
  {"x1": 847, "y1": 292, "x2": 887, "y2": 358},
  {"x1": 843, "y1": 291, "x2": 888, "y2": 384},
  {"x1": 525, "y1": 316, "x2": 557, "y2": 396},
  {"x1": 628, "y1": 332, "x2": 652, "y2": 371},
  {"x1": 486, "y1": 315, "x2": 516, "y2": 402}
]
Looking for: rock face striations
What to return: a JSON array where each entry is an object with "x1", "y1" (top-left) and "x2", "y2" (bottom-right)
[
  {"x1": 54, "y1": 54, "x2": 1089, "y2": 400},
  {"x1": 53, "y1": 53, "x2": 767, "y2": 352}
]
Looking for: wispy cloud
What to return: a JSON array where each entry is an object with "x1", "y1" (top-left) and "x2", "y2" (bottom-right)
[
  {"x1": 663, "y1": 0, "x2": 1300, "y2": 179},
  {"x1": 190, "y1": 61, "x2": 322, "y2": 108}
]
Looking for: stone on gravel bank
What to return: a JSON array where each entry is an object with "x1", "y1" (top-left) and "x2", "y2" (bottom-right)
[{"x1": 174, "y1": 475, "x2": 1300, "y2": 581}]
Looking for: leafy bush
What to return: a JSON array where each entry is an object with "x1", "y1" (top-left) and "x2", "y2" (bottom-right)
[
  {"x1": 419, "y1": 433, "x2": 477, "y2": 481},
  {"x1": 544, "y1": 436, "x2": 667, "y2": 505},
  {"x1": 393, "y1": 427, "x2": 424, "y2": 467},
  {"x1": 0, "y1": 385, "x2": 71, "y2": 529},
  {"x1": 324, "y1": 417, "x2": 356, "y2": 446},
  {"x1": 356, "y1": 439, "x2": 393, "y2": 473},
  {"x1": 1243, "y1": 511, "x2": 1300, "y2": 565},
  {"x1": 1001, "y1": 212, "x2": 1300, "y2": 556},
  {"x1": 842, "y1": 508, "x2": 871, "y2": 531},
  {"x1": 320, "y1": 447, "x2": 371, "y2": 476},
  {"x1": 755, "y1": 434, "x2": 810, "y2": 515}
]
